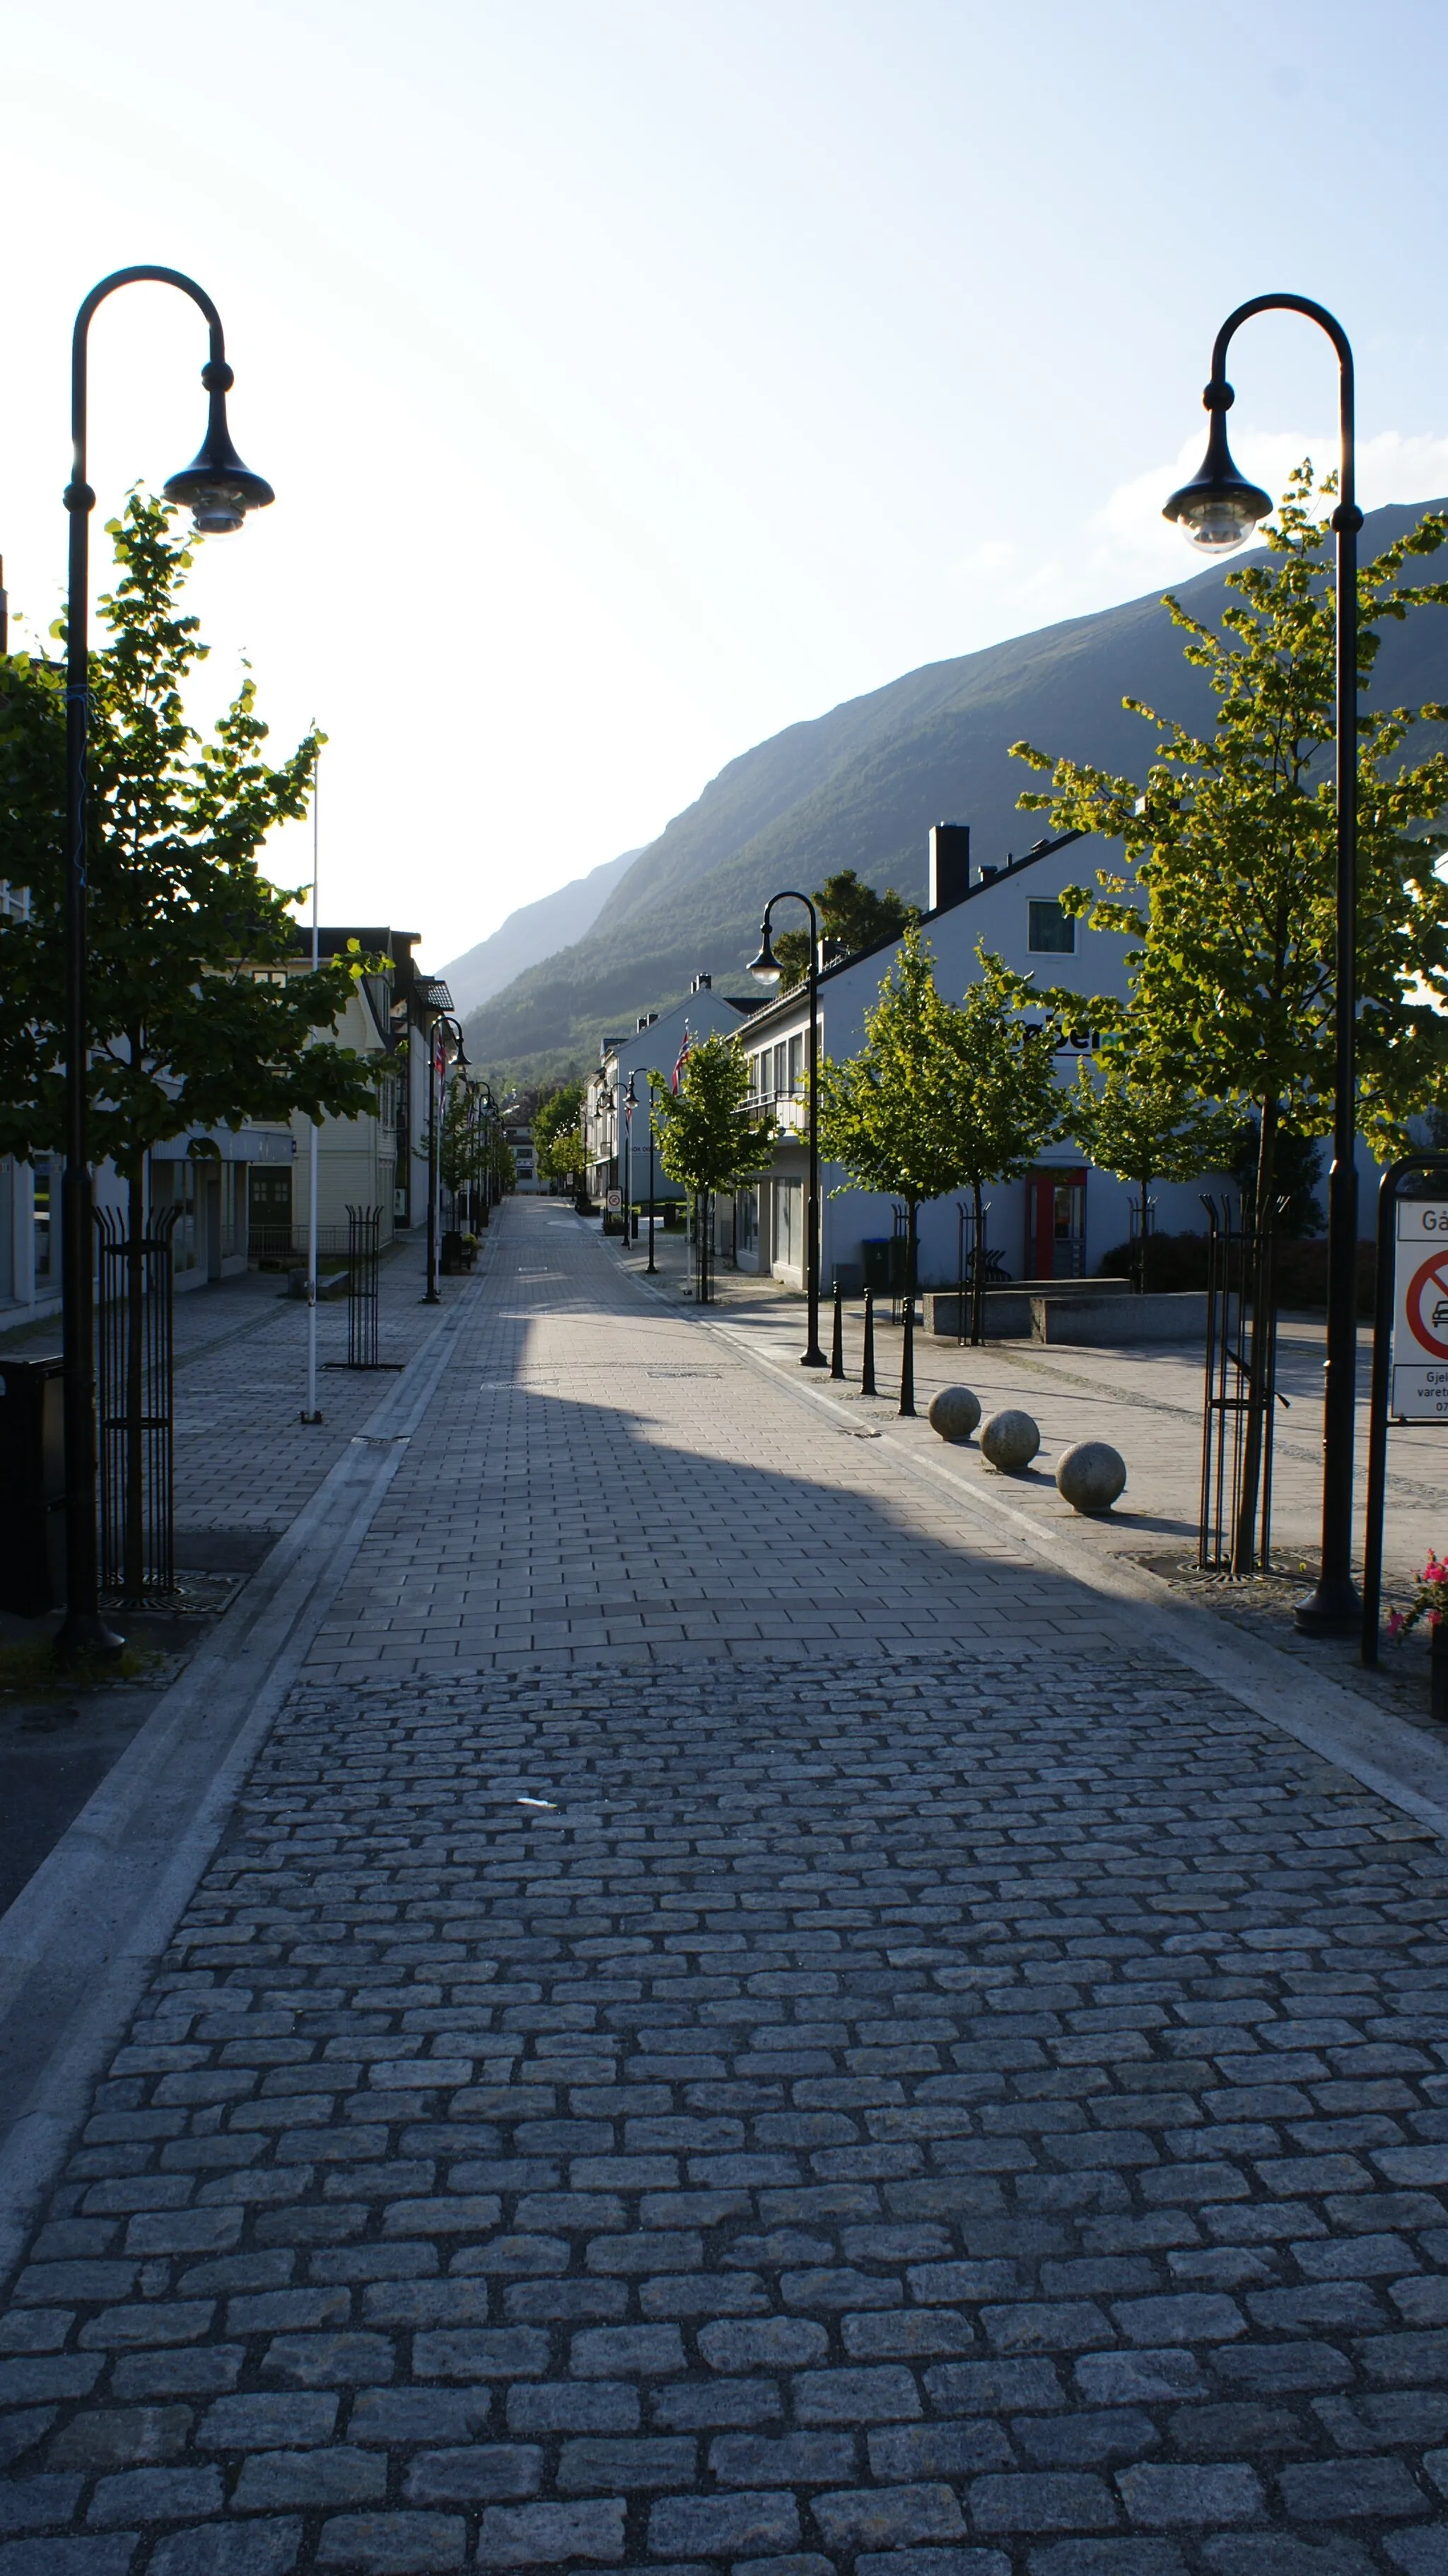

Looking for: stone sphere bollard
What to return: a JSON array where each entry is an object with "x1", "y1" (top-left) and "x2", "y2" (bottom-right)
[
  {"x1": 979, "y1": 1408, "x2": 1041, "y2": 1473},
  {"x1": 928, "y1": 1385, "x2": 981, "y2": 1444},
  {"x1": 1056, "y1": 1439, "x2": 1127, "y2": 1514}
]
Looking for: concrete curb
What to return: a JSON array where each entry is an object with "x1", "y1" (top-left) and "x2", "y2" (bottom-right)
[{"x1": 0, "y1": 1249, "x2": 490, "y2": 2292}]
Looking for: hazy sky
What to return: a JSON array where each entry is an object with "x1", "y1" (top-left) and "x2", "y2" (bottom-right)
[{"x1": 6, "y1": 0, "x2": 1448, "y2": 966}]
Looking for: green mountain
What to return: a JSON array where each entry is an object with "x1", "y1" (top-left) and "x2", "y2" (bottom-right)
[
  {"x1": 440, "y1": 845, "x2": 641, "y2": 1019},
  {"x1": 467, "y1": 501, "x2": 1448, "y2": 1084}
]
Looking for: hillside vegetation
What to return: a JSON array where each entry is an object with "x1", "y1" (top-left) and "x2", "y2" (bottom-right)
[{"x1": 467, "y1": 502, "x2": 1448, "y2": 1086}]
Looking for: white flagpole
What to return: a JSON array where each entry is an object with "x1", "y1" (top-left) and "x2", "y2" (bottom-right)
[{"x1": 305, "y1": 756, "x2": 321, "y2": 1422}]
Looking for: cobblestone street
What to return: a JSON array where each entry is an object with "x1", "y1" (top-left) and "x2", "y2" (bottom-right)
[{"x1": 3, "y1": 1202, "x2": 1448, "y2": 2575}]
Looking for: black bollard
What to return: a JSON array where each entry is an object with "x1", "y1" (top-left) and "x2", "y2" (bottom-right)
[
  {"x1": 861, "y1": 1287, "x2": 877, "y2": 1396},
  {"x1": 899, "y1": 1288, "x2": 916, "y2": 1417},
  {"x1": 830, "y1": 1284, "x2": 845, "y2": 1381}
]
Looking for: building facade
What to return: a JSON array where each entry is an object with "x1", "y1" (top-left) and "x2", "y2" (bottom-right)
[
  {"x1": 730, "y1": 825, "x2": 1220, "y2": 1294},
  {"x1": 583, "y1": 976, "x2": 766, "y2": 1210},
  {"x1": 0, "y1": 919, "x2": 452, "y2": 1328}
]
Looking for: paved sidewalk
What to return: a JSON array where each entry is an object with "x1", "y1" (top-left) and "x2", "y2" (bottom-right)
[{"x1": 1, "y1": 1202, "x2": 1448, "y2": 2573}]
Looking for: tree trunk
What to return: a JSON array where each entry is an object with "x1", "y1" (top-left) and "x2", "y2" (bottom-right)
[
  {"x1": 1137, "y1": 1169, "x2": 1153, "y2": 1294},
  {"x1": 1232, "y1": 1101, "x2": 1279, "y2": 1575},
  {"x1": 122, "y1": 1159, "x2": 146, "y2": 1607},
  {"x1": 971, "y1": 1179, "x2": 986, "y2": 1345}
]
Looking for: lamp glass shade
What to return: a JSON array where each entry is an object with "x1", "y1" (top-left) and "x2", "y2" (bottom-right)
[
  {"x1": 1162, "y1": 425, "x2": 1273, "y2": 556},
  {"x1": 163, "y1": 400, "x2": 275, "y2": 539},
  {"x1": 747, "y1": 924, "x2": 782, "y2": 985}
]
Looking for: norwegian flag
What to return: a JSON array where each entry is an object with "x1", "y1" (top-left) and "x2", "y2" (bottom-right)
[{"x1": 671, "y1": 1025, "x2": 693, "y2": 1094}]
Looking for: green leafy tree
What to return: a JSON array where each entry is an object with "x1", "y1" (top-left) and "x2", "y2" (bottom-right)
[
  {"x1": 771, "y1": 869, "x2": 919, "y2": 985},
  {"x1": 1069, "y1": 1053, "x2": 1237, "y2": 1289},
  {"x1": 0, "y1": 493, "x2": 378, "y2": 1600},
  {"x1": 0, "y1": 493, "x2": 379, "y2": 1190},
  {"x1": 533, "y1": 1079, "x2": 586, "y2": 1188},
  {"x1": 817, "y1": 928, "x2": 1061, "y2": 1336},
  {"x1": 1011, "y1": 464, "x2": 1448, "y2": 1561},
  {"x1": 1010, "y1": 465, "x2": 1448, "y2": 1211},
  {"x1": 650, "y1": 1034, "x2": 775, "y2": 1301}
]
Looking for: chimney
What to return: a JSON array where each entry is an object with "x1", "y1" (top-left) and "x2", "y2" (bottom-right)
[
  {"x1": 928, "y1": 822, "x2": 971, "y2": 912},
  {"x1": 691, "y1": 972, "x2": 712, "y2": 993}
]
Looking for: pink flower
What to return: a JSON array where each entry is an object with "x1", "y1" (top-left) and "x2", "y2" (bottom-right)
[{"x1": 1388, "y1": 1610, "x2": 1407, "y2": 1639}]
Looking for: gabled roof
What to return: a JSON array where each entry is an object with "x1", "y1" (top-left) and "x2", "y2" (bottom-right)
[{"x1": 739, "y1": 829, "x2": 1087, "y2": 1041}]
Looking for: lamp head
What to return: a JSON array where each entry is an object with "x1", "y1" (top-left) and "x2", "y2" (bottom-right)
[
  {"x1": 1162, "y1": 383, "x2": 1271, "y2": 556},
  {"x1": 163, "y1": 359, "x2": 275, "y2": 538},
  {"x1": 624, "y1": 1074, "x2": 638, "y2": 1109},
  {"x1": 747, "y1": 918, "x2": 782, "y2": 985}
]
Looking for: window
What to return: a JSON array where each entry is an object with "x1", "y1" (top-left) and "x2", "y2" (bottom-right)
[
  {"x1": 773, "y1": 1042, "x2": 788, "y2": 1096},
  {"x1": 32, "y1": 1154, "x2": 53, "y2": 1283},
  {"x1": 776, "y1": 1178, "x2": 802, "y2": 1270},
  {"x1": 1028, "y1": 898, "x2": 1075, "y2": 954},
  {"x1": 788, "y1": 1034, "x2": 804, "y2": 1094},
  {"x1": 737, "y1": 1186, "x2": 759, "y2": 1256}
]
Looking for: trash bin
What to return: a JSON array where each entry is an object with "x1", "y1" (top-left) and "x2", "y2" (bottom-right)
[
  {"x1": 0, "y1": 1354, "x2": 66, "y2": 1616},
  {"x1": 861, "y1": 1238, "x2": 906, "y2": 1292}
]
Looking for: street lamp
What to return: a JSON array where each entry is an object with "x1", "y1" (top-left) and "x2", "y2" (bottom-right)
[
  {"x1": 423, "y1": 1013, "x2": 464, "y2": 1304},
  {"x1": 1163, "y1": 293, "x2": 1360, "y2": 1634},
  {"x1": 57, "y1": 268, "x2": 273, "y2": 1658},
  {"x1": 474, "y1": 1079, "x2": 498, "y2": 1219},
  {"x1": 644, "y1": 1072, "x2": 658, "y2": 1273},
  {"x1": 592, "y1": 1073, "x2": 615, "y2": 1212},
  {"x1": 748, "y1": 891, "x2": 826, "y2": 1368}
]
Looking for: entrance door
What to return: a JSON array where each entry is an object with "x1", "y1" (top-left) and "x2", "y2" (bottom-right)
[
  {"x1": 248, "y1": 1166, "x2": 293, "y2": 1263},
  {"x1": 1025, "y1": 1170, "x2": 1086, "y2": 1280}
]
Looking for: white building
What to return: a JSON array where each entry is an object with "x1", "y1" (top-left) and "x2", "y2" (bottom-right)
[
  {"x1": 731, "y1": 824, "x2": 1223, "y2": 1294},
  {"x1": 584, "y1": 974, "x2": 767, "y2": 1211},
  {"x1": 0, "y1": 919, "x2": 446, "y2": 1328}
]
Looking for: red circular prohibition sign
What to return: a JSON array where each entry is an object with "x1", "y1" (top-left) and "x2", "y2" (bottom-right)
[{"x1": 1404, "y1": 1251, "x2": 1448, "y2": 1361}]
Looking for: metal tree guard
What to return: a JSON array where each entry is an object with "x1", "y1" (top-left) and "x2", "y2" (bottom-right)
[
  {"x1": 95, "y1": 1204, "x2": 180, "y2": 1604},
  {"x1": 346, "y1": 1205, "x2": 383, "y2": 1369},
  {"x1": 1198, "y1": 1195, "x2": 1286, "y2": 1576}
]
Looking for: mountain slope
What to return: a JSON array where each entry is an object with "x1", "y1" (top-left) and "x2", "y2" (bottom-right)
[
  {"x1": 440, "y1": 846, "x2": 640, "y2": 1017},
  {"x1": 467, "y1": 502, "x2": 1448, "y2": 1080}
]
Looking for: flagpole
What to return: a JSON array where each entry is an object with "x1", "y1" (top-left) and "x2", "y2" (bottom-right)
[{"x1": 302, "y1": 756, "x2": 322, "y2": 1423}]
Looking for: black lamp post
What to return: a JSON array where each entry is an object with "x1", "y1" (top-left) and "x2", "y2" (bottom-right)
[
  {"x1": 423, "y1": 1012, "x2": 464, "y2": 1303},
  {"x1": 748, "y1": 892, "x2": 826, "y2": 1368},
  {"x1": 57, "y1": 268, "x2": 273, "y2": 1658},
  {"x1": 645, "y1": 1072, "x2": 658, "y2": 1273},
  {"x1": 1163, "y1": 293, "x2": 1361, "y2": 1634},
  {"x1": 624, "y1": 1072, "x2": 637, "y2": 1244},
  {"x1": 474, "y1": 1079, "x2": 498, "y2": 1218},
  {"x1": 593, "y1": 1073, "x2": 615, "y2": 1210}
]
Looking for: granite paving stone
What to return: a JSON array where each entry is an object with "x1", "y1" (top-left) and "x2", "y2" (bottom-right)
[{"x1": 5, "y1": 1203, "x2": 1448, "y2": 2572}]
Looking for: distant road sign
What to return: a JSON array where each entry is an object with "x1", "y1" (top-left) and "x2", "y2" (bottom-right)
[{"x1": 607, "y1": 1190, "x2": 621, "y2": 1211}]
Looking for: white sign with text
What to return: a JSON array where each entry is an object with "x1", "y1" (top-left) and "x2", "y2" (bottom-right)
[{"x1": 1393, "y1": 1202, "x2": 1448, "y2": 1417}]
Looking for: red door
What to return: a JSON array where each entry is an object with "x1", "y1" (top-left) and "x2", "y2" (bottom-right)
[{"x1": 1025, "y1": 1171, "x2": 1086, "y2": 1280}]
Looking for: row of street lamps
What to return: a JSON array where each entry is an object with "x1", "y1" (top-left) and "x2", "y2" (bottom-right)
[
  {"x1": 745, "y1": 299, "x2": 1366, "y2": 1640},
  {"x1": 48, "y1": 276, "x2": 1368, "y2": 1656}
]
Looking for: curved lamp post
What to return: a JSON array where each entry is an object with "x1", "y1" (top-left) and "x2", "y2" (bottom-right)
[
  {"x1": 748, "y1": 892, "x2": 826, "y2": 1368},
  {"x1": 423, "y1": 1013, "x2": 465, "y2": 1303},
  {"x1": 1162, "y1": 293, "x2": 1361, "y2": 1634},
  {"x1": 58, "y1": 268, "x2": 274, "y2": 1658},
  {"x1": 474, "y1": 1079, "x2": 498, "y2": 1219},
  {"x1": 592, "y1": 1073, "x2": 615, "y2": 1210}
]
